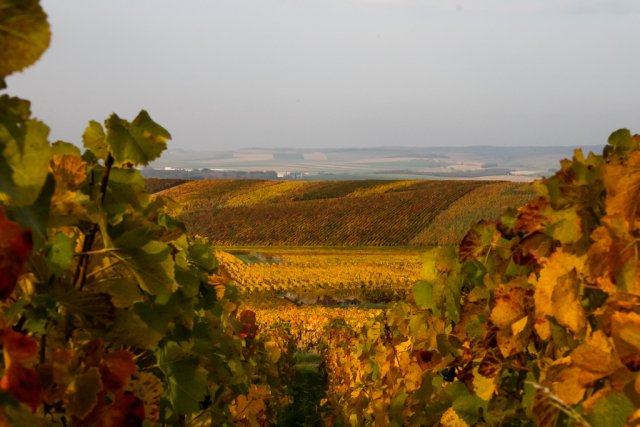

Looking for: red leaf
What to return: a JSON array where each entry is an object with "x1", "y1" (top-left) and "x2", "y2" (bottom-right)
[
  {"x1": 239, "y1": 309, "x2": 258, "y2": 339},
  {"x1": 100, "y1": 351, "x2": 136, "y2": 391},
  {"x1": 0, "y1": 208, "x2": 32, "y2": 300},
  {"x1": 0, "y1": 328, "x2": 38, "y2": 365},
  {"x1": 98, "y1": 391, "x2": 145, "y2": 427},
  {"x1": 0, "y1": 363, "x2": 42, "y2": 412}
]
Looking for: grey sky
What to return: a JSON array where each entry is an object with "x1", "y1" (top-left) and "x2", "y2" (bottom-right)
[{"x1": 6, "y1": 0, "x2": 640, "y2": 150}]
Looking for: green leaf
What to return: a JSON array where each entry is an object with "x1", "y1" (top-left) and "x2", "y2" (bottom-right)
[
  {"x1": 47, "y1": 232, "x2": 74, "y2": 275},
  {"x1": 604, "y1": 128, "x2": 636, "y2": 158},
  {"x1": 106, "y1": 309, "x2": 163, "y2": 349},
  {"x1": 13, "y1": 172, "x2": 53, "y2": 249},
  {"x1": 56, "y1": 288, "x2": 116, "y2": 330},
  {"x1": 188, "y1": 242, "x2": 217, "y2": 273},
  {"x1": 104, "y1": 167, "x2": 149, "y2": 218},
  {"x1": 176, "y1": 270, "x2": 200, "y2": 299},
  {"x1": 91, "y1": 278, "x2": 143, "y2": 308},
  {"x1": 105, "y1": 111, "x2": 170, "y2": 166},
  {"x1": 134, "y1": 292, "x2": 183, "y2": 334},
  {"x1": 446, "y1": 381, "x2": 488, "y2": 425},
  {"x1": 111, "y1": 226, "x2": 175, "y2": 295},
  {"x1": 114, "y1": 239, "x2": 175, "y2": 295},
  {"x1": 157, "y1": 342, "x2": 209, "y2": 415},
  {"x1": 545, "y1": 206, "x2": 583, "y2": 244},
  {"x1": 413, "y1": 281, "x2": 435, "y2": 311},
  {"x1": 51, "y1": 140, "x2": 81, "y2": 156},
  {"x1": 585, "y1": 391, "x2": 634, "y2": 427},
  {"x1": 65, "y1": 367, "x2": 103, "y2": 419},
  {"x1": 82, "y1": 120, "x2": 108, "y2": 160},
  {"x1": 0, "y1": 0, "x2": 51, "y2": 78},
  {"x1": 0, "y1": 95, "x2": 51, "y2": 205}
]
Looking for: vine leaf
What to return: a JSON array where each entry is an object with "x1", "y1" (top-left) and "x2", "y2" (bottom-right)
[
  {"x1": 64, "y1": 366, "x2": 103, "y2": 420},
  {"x1": 82, "y1": 120, "x2": 108, "y2": 160},
  {"x1": 56, "y1": 289, "x2": 115, "y2": 330},
  {"x1": 603, "y1": 150, "x2": 640, "y2": 230},
  {"x1": 100, "y1": 350, "x2": 136, "y2": 391},
  {"x1": 0, "y1": 0, "x2": 51, "y2": 78},
  {"x1": 157, "y1": 342, "x2": 208, "y2": 415},
  {"x1": 0, "y1": 96, "x2": 51, "y2": 206},
  {"x1": 584, "y1": 390, "x2": 634, "y2": 427},
  {"x1": 0, "y1": 328, "x2": 39, "y2": 365},
  {"x1": 113, "y1": 228, "x2": 175, "y2": 296},
  {"x1": 610, "y1": 311, "x2": 640, "y2": 371},
  {"x1": 459, "y1": 220, "x2": 500, "y2": 262},
  {"x1": 533, "y1": 250, "x2": 586, "y2": 340},
  {"x1": 0, "y1": 363, "x2": 42, "y2": 411},
  {"x1": 0, "y1": 208, "x2": 32, "y2": 300},
  {"x1": 105, "y1": 111, "x2": 170, "y2": 166},
  {"x1": 46, "y1": 232, "x2": 74, "y2": 276}
]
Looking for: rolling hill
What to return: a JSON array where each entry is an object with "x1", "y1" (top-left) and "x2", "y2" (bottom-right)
[{"x1": 151, "y1": 179, "x2": 535, "y2": 246}]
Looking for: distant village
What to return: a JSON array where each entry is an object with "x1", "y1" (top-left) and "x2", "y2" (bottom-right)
[{"x1": 141, "y1": 167, "x2": 311, "y2": 180}]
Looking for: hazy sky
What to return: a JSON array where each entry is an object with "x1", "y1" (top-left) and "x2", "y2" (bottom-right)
[{"x1": 6, "y1": 0, "x2": 640, "y2": 150}]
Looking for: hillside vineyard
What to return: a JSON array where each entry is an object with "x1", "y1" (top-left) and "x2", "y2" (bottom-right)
[{"x1": 154, "y1": 179, "x2": 534, "y2": 246}]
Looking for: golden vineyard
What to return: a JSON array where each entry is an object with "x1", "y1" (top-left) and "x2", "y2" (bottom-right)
[{"x1": 155, "y1": 179, "x2": 534, "y2": 246}]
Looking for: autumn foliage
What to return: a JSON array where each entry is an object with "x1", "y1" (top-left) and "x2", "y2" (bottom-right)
[
  {"x1": 157, "y1": 179, "x2": 533, "y2": 246},
  {"x1": 2, "y1": 1, "x2": 640, "y2": 426},
  {"x1": 0, "y1": 3, "x2": 296, "y2": 424},
  {"x1": 318, "y1": 132, "x2": 640, "y2": 426}
]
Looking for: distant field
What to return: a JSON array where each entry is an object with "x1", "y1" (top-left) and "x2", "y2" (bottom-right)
[
  {"x1": 155, "y1": 179, "x2": 535, "y2": 246},
  {"x1": 216, "y1": 247, "x2": 422, "y2": 293},
  {"x1": 144, "y1": 178, "x2": 187, "y2": 193}
]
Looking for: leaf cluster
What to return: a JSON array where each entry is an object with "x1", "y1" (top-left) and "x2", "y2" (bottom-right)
[
  {"x1": 321, "y1": 131, "x2": 640, "y2": 426},
  {"x1": 0, "y1": 4, "x2": 297, "y2": 423}
]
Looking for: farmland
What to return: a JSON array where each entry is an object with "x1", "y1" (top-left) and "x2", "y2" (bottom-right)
[
  {"x1": 155, "y1": 178, "x2": 535, "y2": 246},
  {"x1": 216, "y1": 247, "x2": 422, "y2": 293}
]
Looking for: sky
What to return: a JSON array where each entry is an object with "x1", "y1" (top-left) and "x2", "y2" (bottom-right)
[{"x1": 6, "y1": 0, "x2": 640, "y2": 150}]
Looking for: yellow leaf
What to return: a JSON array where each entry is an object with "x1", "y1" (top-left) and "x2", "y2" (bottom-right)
[
  {"x1": 571, "y1": 330, "x2": 621, "y2": 386},
  {"x1": 549, "y1": 365, "x2": 586, "y2": 406},
  {"x1": 264, "y1": 341, "x2": 281, "y2": 363},
  {"x1": 395, "y1": 339, "x2": 412, "y2": 353},
  {"x1": 440, "y1": 407, "x2": 470, "y2": 427},
  {"x1": 214, "y1": 284, "x2": 226, "y2": 300},
  {"x1": 404, "y1": 362, "x2": 423, "y2": 392},
  {"x1": 611, "y1": 311, "x2": 640, "y2": 369},
  {"x1": 490, "y1": 285, "x2": 527, "y2": 329},
  {"x1": 602, "y1": 150, "x2": 640, "y2": 230},
  {"x1": 51, "y1": 190, "x2": 89, "y2": 219},
  {"x1": 497, "y1": 329, "x2": 525, "y2": 358},
  {"x1": 534, "y1": 250, "x2": 586, "y2": 340},
  {"x1": 473, "y1": 367, "x2": 497, "y2": 401},
  {"x1": 588, "y1": 223, "x2": 640, "y2": 296},
  {"x1": 511, "y1": 316, "x2": 528, "y2": 336},
  {"x1": 50, "y1": 154, "x2": 87, "y2": 191}
]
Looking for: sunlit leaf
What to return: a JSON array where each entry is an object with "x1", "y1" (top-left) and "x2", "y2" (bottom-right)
[
  {"x1": 105, "y1": 111, "x2": 170, "y2": 166},
  {"x1": 0, "y1": 96, "x2": 51, "y2": 206},
  {"x1": 533, "y1": 250, "x2": 586, "y2": 340},
  {"x1": 0, "y1": 0, "x2": 51, "y2": 78},
  {"x1": 82, "y1": 120, "x2": 108, "y2": 160}
]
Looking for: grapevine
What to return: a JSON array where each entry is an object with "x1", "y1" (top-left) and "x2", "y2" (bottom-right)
[
  {"x1": 320, "y1": 134, "x2": 640, "y2": 426},
  {"x1": 0, "y1": 3, "x2": 295, "y2": 425}
]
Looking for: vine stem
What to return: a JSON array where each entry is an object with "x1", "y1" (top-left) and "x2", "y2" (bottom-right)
[{"x1": 74, "y1": 153, "x2": 114, "y2": 290}]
